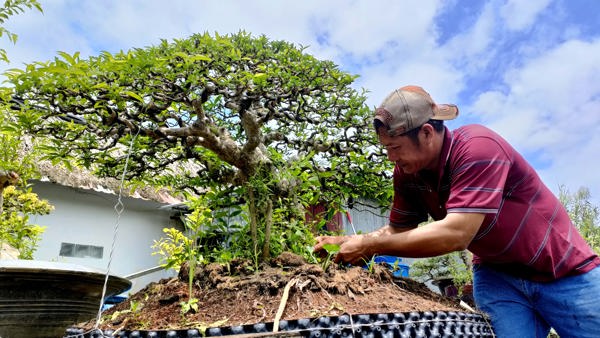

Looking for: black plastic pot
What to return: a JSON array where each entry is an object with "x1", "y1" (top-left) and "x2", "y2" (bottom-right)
[{"x1": 65, "y1": 310, "x2": 494, "y2": 337}]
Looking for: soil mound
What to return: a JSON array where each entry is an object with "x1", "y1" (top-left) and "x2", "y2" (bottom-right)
[{"x1": 79, "y1": 252, "x2": 467, "y2": 331}]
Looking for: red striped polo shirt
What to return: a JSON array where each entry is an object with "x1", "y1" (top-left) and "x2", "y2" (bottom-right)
[{"x1": 389, "y1": 124, "x2": 599, "y2": 281}]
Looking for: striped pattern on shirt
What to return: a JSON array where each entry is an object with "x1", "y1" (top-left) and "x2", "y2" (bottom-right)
[{"x1": 389, "y1": 124, "x2": 599, "y2": 281}]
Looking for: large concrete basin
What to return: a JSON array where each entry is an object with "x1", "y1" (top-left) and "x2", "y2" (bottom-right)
[{"x1": 0, "y1": 260, "x2": 131, "y2": 338}]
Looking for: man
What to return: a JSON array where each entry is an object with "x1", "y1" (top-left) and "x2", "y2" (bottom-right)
[{"x1": 314, "y1": 85, "x2": 600, "y2": 337}]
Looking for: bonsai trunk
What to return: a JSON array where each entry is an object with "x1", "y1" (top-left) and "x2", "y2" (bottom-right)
[{"x1": 245, "y1": 182, "x2": 275, "y2": 262}]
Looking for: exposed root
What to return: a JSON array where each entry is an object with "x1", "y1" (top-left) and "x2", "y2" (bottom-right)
[{"x1": 273, "y1": 277, "x2": 299, "y2": 333}]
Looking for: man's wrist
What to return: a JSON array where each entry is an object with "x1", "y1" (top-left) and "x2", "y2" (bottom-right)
[{"x1": 361, "y1": 236, "x2": 377, "y2": 257}]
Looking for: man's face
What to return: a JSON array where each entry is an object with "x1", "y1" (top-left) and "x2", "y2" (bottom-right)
[{"x1": 378, "y1": 128, "x2": 432, "y2": 174}]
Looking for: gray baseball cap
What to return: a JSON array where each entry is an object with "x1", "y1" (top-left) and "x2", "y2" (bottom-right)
[{"x1": 374, "y1": 85, "x2": 459, "y2": 136}]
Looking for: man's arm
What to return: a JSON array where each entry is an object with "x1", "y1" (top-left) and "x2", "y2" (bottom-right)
[
  {"x1": 333, "y1": 212, "x2": 485, "y2": 265},
  {"x1": 363, "y1": 224, "x2": 415, "y2": 237},
  {"x1": 313, "y1": 224, "x2": 412, "y2": 255}
]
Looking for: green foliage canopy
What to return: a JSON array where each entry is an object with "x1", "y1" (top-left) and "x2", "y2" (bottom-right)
[{"x1": 6, "y1": 31, "x2": 393, "y2": 260}]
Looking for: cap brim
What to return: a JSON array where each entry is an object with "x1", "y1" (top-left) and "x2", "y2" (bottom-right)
[{"x1": 433, "y1": 104, "x2": 459, "y2": 120}]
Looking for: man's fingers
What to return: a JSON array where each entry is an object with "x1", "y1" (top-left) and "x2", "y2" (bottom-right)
[
  {"x1": 314, "y1": 236, "x2": 336, "y2": 249},
  {"x1": 313, "y1": 236, "x2": 334, "y2": 257},
  {"x1": 313, "y1": 236, "x2": 328, "y2": 250},
  {"x1": 333, "y1": 254, "x2": 360, "y2": 266}
]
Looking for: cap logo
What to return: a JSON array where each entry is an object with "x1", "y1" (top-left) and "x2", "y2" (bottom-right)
[{"x1": 375, "y1": 107, "x2": 394, "y2": 125}]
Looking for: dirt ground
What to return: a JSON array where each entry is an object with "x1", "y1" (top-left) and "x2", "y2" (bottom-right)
[{"x1": 78, "y1": 252, "x2": 472, "y2": 332}]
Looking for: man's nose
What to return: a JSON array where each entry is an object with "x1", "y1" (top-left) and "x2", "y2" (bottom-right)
[{"x1": 386, "y1": 149, "x2": 398, "y2": 162}]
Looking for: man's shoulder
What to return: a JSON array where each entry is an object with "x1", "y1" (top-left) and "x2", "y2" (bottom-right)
[
  {"x1": 447, "y1": 124, "x2": 519, "y2": 166},
  {"x1": 452, "y1": 124, "x2": 497, "y2": 137},
  {"x1": 451, "y1": 124, "x2": 511, "y2": 149}
]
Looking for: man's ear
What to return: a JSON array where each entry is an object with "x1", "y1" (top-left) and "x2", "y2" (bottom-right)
[{"x1": 421, "y1": 123, "x2": 434, "y2": 138}]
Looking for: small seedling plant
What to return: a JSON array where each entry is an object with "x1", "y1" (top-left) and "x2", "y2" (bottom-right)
[{"x1": 319, "y1": 243, "x2": 340, "y2": 271}]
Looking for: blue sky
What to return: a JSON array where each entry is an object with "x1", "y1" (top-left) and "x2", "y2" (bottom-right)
[{"x1": 1, "y1": 0, "x2": 599, "y2": 205}]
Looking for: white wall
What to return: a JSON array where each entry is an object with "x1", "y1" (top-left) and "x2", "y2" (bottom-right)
[
  {"x1": 343, "y1": 198, "x2": 390, "y2": 235},
  {"x1": 30, "y1": 181, "x2": 183, "y2": 293}
]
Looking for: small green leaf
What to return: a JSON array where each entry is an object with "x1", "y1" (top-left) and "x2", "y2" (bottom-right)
[
  {"x1": 189, "y1": 54, "x2": 212, "y2": 62},
  {"x1": 92, "y1": 82, "x2": 110, "y2": 90},
  {"x1": 173, "y1": 52, "x2": 188, "y2": 60},
  {"x1": 253, "y1": 73, "x2": 267, "y2": 84},
  {"x1": 57, "y1": 51, "x2": 77, "y2": 65},
  {"x1": 124, "y1": 91, "x2": 144, "y2": 102},
  {"x1": 322, "y1": 243, "x2": 340, "y2": 254}
]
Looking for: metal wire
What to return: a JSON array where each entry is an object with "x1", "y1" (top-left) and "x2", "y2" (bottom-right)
[
  {"x1": 347, "y1": 311, "x2": 356, "y2": 337},
  {"x1": 70, "y1": 316, "x2": 495, "y2": 337},
  {"x1": 67, "y1": 312, "x2": 494, "y2": 337},
  {"x1": 89, "y1": 128, "x2": 140, "y2": 335},
  {"x1": 292, "y1": 317, "x2": 495, "y2": 337}
]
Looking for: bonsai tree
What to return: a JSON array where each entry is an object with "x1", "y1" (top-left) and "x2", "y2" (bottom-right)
[{"x1": 6, "y1": 31, "x2": 392, "y2": 263}]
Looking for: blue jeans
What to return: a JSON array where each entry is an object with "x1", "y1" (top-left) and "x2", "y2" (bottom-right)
[{"x1": 473, "y1": 264, "x2": 600, "y2": 338}]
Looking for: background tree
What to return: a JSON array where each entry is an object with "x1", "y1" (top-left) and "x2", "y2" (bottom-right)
[
  {"x1": 5, "y1": 31, "x2": 392, "y2": 263},
  {"x1": 0, "y1": 0, "x2": 50, "y2": 259},
  {"x1": 1, "y1": 106, "x2": 53, "y2": 259},
  {"x1": 410, "y1": 250, "x2": 472, "y2": 289},
  {"x1": 560, "y1": 186, "x2": 599, "y2": 254}
]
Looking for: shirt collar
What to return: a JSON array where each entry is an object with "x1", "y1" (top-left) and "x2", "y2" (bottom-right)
[{"x1": 437, "y1": 126, "x2": 454, "y2": 184}]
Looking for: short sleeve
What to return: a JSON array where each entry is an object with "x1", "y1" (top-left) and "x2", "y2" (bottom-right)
[{"x1": 446, "y1": 136, "x2": 512, "y2": 214}]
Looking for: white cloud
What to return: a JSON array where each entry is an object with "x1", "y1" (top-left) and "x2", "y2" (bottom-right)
[
  {"x1": 471, "y1": 37, "x2": 600, "y2": 202},
  {"x1": 312, "y1": 0, "x2": 439, "y2": 56},
  {"x1": 0, "y1": 0, "x2": 599, "y2": 205},
  {"x1": 500, "y1": 0, "x2": 552, "y2": 31},
  {"x1": 445, "y1": 2, "x2": 496, "y2": 67},
  {"x1": 0, "y1": 2, "x2": 94, "y2": 68},
  {"x1": 496, "y1": 38, "x2": 600, "y2": 149},
  {"x1": 538, "y1": 128, "x2": 600, "y2": 203},
  {"x1": 358, "y1": 58, "x2": 464, "y2": 108}
]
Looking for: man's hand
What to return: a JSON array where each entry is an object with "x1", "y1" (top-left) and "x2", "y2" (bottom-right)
[
  {"x1": 314, "y1": 234, "x2": 373, "y2": 265},
  {"x1": 333, "y1": 236, "x2": 374, "y2": 266},
  {"x1": 313, "y1": 225, "x2": 400, "y2": 264},
  {"x1": 313, "y1": 235, "x2": 349, "y2": 258}
]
